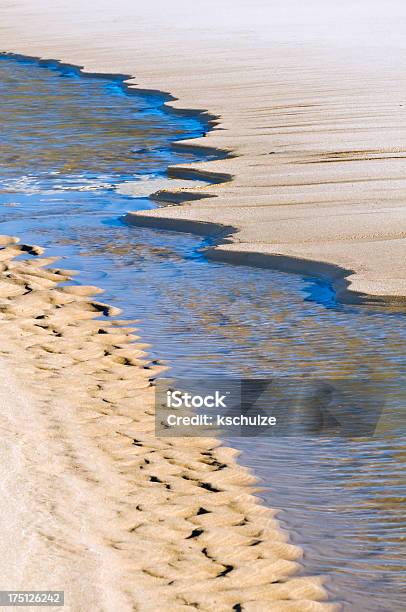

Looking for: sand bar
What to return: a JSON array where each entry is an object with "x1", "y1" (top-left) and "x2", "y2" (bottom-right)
[
  {"x1": 0, "y1": 236, "x2": 337, "y2": 609},
  {"x1": 1, "y1": 0, "x2": 406, "y2": 301}
]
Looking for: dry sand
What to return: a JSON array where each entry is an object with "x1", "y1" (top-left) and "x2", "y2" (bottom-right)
[
  {"x1": 1, "y1": 0, "x2": 406, "y2": 301},
  {"x1": 0, "y1": 236, "x2": 336, "y2": 610}
]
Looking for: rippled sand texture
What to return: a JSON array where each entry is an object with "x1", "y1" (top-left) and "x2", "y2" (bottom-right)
[
  {"x1": 2, "y1": 0, "x2": 406, "y2": 300},
  {"x1": 0, "y1": 236, "x2": 336, "y2": 611}
]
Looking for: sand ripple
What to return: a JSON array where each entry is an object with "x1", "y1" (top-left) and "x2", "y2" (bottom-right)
[{"x1": 0, "y1": 236, "x2": 337, "y2": 611}]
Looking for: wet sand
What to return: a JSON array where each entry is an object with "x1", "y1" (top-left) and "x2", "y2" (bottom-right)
[
  {"x1": 0, "y1": 236, "x2": 336, "y2": 609},
  {"x1": 1, "y1": 0, "x2": 406, "y2": 301},
  {"x1": 0, "y1": 1, "x2": 404, "y2": 607}
]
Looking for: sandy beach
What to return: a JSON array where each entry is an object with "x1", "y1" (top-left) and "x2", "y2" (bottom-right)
[
  {"x1": 1, "y1": 0, "x2": 406, "y2": 301},
  {"x1": 0, "y1": 0, "x2": 405, "y2": 608},
  {"x1": 0, "y1": 236, "x2": 335, "y2": 609}
]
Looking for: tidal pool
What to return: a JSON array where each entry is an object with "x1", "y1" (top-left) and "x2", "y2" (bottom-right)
[{"x1": 0, "y1": 54, "x2": 405, "y2": 611}]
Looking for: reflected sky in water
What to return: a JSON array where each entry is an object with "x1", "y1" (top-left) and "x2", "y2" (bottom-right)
[{"x1": 0, "y1": 55, "x2": 405, "y2": 611}]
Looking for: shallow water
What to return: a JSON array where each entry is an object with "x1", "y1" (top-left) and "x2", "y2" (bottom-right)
[{"x1": 0, "y1": 55, "x2": 405, "y2": 611}]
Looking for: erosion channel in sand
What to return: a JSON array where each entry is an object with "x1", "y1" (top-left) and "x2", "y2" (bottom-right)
[
  {"x1": 0, "y1": 51, "x2": 405, "y2": 611},
  {"x1": 0, "y1": 54, "x2": 337, "y2": 610},
  {"x1": 2, "y1": 0, "x2": 406, "y2": 301}
]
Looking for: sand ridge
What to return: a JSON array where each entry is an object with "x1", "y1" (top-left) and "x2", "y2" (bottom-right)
[{"x1": 0, "y1": 236, "x2": 337, "y2": 610}]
